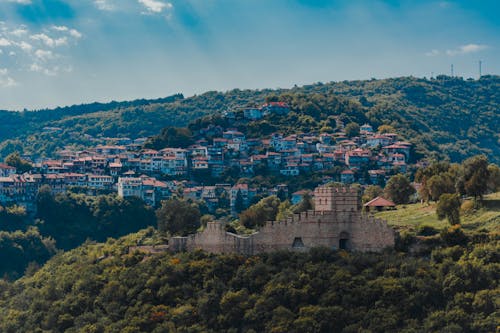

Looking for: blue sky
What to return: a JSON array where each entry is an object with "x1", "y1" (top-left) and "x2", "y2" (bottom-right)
[{"x1": 0, "y1": 0, "x2": 498, "y2": 110}]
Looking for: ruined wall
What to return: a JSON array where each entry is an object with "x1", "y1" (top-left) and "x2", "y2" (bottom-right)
[{"x1": 169, "y1": 186, "x2": 395, "y2": 255}]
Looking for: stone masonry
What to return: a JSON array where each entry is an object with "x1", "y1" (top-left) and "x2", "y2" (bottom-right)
[{"x1": 169, "y1": 186, "x2": 395, "y2": 254}]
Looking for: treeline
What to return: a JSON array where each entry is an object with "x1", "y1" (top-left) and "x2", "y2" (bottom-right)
[
  {"x1": 0, "y1": 76, "x2": 498, "y2": 163},
  {"x1": 35, "y1": 186, "x2": 156, "y2": 250},
  {"x1": 0, "y1": 228, "x2": 496, "y2": 332}
]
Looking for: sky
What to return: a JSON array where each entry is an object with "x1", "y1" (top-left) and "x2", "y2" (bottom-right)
[{"x1": 0, "y1": 0, "x2": 498, "y2": 110}]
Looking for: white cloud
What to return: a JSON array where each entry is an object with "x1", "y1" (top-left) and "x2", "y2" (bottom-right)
[
  {"x1": 10, "y1": 28, "x2": 28, "y2": 37},
  {"x1": 138, "y1": 0, "x2": 172, "y2": 13},
  {"x1": 30, "y1": 33, "x2": 68, "y2": 47},
  {"x1": 425, "y1": 49, "x2": 440, "y2": 57},
  {"x1": 0, "y1": 68, "x2": 17, "y2": 88},
  {"x1": 52, "y1": 25, "x2": 69, "y2": 32},
  {"x1": 51, "y1": 26, "x2": 82, "y2": 39},
  {"x1": 17, "y1": 41, "x2": 32, "y2": 52},
  {"x1": 0, "y1": 37, "x2": 12, "y2": 47},
  {"x1": 5, "y1": 0, "x2": 31, "y2": 4},
  {"x1": 29, "y1": 63, "x2": 57, "y2": 76},
  {"x1": 34, "y1": 49, "x2": 55, "y2": 61},
  {"x1": 446, "y1": 44, "x2": 488, "y2": 56},
  {"x1": 69, "y1": 29, "x2": 82, "y2": 39},
  {"x1": 94, "y1": 0, "x2": 115, "y2": 11}
]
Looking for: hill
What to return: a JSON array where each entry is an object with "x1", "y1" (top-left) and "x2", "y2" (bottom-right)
[
  {"x1": 0, "y1": 75, "x2": 498, "y2": 163},
  {"x1": 0, "y1": 226, "x2": 497, "y2": 333},
  {"x1": 375, "y1": 192, "x2": 500, "y2": 234}
]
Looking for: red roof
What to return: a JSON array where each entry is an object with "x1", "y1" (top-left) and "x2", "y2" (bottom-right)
[{"x1": 364, "y1": 196, "x2": 396, "y2": 207}]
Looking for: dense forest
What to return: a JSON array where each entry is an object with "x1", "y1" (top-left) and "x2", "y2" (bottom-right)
[
  {"x1": 0, "y1": 227, "x2": 497, "y2": 333},
  {"x1": 0, "y1": 75, "x2": 498, "y2": 163}
]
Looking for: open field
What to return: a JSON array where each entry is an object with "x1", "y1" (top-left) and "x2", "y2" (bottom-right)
[{"x1": 374, "y1": 192, "x2": 500, "y2": 234}]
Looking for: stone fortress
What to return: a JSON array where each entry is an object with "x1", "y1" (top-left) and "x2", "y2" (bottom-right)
[{"x1": 170, "y1": 185, "x2": 395, "y2": 255}]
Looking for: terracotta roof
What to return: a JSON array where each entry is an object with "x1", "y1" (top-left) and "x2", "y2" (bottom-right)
[{"x1": 364, "y1": 196, "x2": 396, "y2": 207}]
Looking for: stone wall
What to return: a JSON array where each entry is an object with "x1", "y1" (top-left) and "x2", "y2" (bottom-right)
[{"x1": 169, "y1": 186, "x2": 395, "y2": 255}]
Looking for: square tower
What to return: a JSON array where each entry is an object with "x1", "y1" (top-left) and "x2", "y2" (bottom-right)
[{"x1": 314, "y1": 186, "x2": 360, "y2": 212}]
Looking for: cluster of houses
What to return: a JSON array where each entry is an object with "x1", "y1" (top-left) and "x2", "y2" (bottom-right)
[{"x1": 0, "y1": 101, "x2": 413, "y2": 214}]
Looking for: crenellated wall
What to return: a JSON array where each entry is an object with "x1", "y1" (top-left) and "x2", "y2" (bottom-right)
[{"x1": 170, "y1": 186, "x2": 395, "y2": 255}]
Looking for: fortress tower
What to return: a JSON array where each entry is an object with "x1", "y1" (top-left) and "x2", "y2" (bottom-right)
[{"x1": 313, "y1": 186, "x2": 361, "y2": 212}]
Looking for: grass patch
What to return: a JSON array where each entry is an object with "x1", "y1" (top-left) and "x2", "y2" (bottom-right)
[{"x1": 374, "y1": 192, "x2": 500, "y2": 234}]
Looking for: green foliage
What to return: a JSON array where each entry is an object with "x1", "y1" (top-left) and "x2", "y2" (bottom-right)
[
  {"x1": 36, "y1": 186, "x2": 155, "y2": 250},
  {"x1": 4, "y1": 152, "x2": 32, "y2": 173},
  {"x1": 384, "y1": 174, "x2": 415, "y2": 204},
  {"x1": 436, "y1": 193, "x2": 462, "y2": 225},
  {"x1": 0, "y1": 230, "x2": 497, "y2": 332},
  {"x1": 0, "y1": 76, "x2": 498, "y2": 163},
  {"x1": 0, "y1": 227, "x2": 56, "y2": 279},
  {"x1": 362, "y1": 185, "x2": 384, "y2": 203},
  {"x1": 239, "y1": 195, "x2": 281, "y2": 229},
  {"x1": 344, "y1": 122, "x2": 360, "y2": 137},
  {"x1": 461, "y1": 155, "x2": 490, "y2": 201},
  {"x1": 0, "y1": 205, "x2": 27, "y2": 232},
  {"x1": 156, "y1": 199, "x2": 201, "y2": 236},
  {"x1": 144, "y1": 127, "x2": 194, "y2": 150}
]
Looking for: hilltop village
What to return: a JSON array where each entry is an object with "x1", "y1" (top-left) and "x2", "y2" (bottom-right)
[{"x1": 0, "y1": 102, "x2": 414, "y2": 214}]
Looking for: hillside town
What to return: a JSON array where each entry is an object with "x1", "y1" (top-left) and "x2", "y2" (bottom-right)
[{"x1": 0, "y1": 103, "x2": 415, "y2": 214}]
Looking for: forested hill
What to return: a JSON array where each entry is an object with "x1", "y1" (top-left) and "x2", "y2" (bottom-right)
[
  {"x1": 0, "y1": 228, "x2": 497, "y2": 332},
  {"x1": 0, "y1": 75, "x2": 498, "y2": 163}
]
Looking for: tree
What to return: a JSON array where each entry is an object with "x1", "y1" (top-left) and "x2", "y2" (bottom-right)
[
  {"x1": 377, "y1": 124, "x2": 395, "y2": 134},
  {"x1": 293, "y1": 193, "x2": 314, "y2": 213},
  {"x1": 461, "y1": 155, "x2": 490, "y2": 202},
  {"x1": 487, "y1": 164, "x2": 500, "y2": 193},
  {"x1": 239, "y1": 196, "x2": 281, "y2": 229},
  {"x1": 436, "y1": 193, "x2": 461, "y2": 225},
  {"x1": 344, "y1": 122, "x2": 360, "y2": 138},
  {"x1": 234, "y1": 190, "x2": 245, "y2": 213},
  {"x1": 427, "y1": 172, "x2": 456, "y2": 201},
  {"x1": 5, "y1": 152, "x2": 32, "y2": 173},
  {"x1": 156, "y1": 199, "x2": 201, "y2": 236},
  {"x1": 384, "y1": 174, "x2": 415, "y2": 204},
  {"x1": 362, "y1": 185, "x2": 383, "y2": 203}
]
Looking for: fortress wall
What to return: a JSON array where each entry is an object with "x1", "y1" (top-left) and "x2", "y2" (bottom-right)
[
  {"x1": 171, "y1": 211, "x2": 395, "y2": 254},
  {"x1": 169, "y1": 186, "x2": 395, "y2": 255}
]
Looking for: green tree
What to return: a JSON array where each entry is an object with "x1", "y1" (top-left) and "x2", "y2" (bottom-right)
[
  {"x1": 461, "y1": 155, "x2": 490, "y2": 202},
  {"x1": 234, "y1": 190, "x2": 245, "y2": 213},
  {"x1": 377, "y1": 124, "x2": 395, "y2": 134},
  {"x1": 427, "y1": 172, "x2": 456, "y2": 201},
  {"x1": 4, "y1": 152, "x2": 32, "y2": 173},
  {"x1": 436, "y1": 193, "x2": 461, "y2": 225},
  {"x1": 156, "y1": 199, "x2": 201, "y2": 236},
  {"x1": 486, "y1": 164, "x2": 500, "y2": 192},
  {"x1": 384, "y1": 174, "x2": 415, "y2": 204},
  {"x1": 239, "y1": 195, "x2": 281, "y2": 229},
  {"x1": 344, "y1": 122, "x2": 360, "y2": 138},
  {"x1": 362, "y1": 185, "x2": 383, "y2": 203}
]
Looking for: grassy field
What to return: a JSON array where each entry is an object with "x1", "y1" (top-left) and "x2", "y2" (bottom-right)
[{"x1": 374, "y1": 192, "x2": 500, "y2": 234}]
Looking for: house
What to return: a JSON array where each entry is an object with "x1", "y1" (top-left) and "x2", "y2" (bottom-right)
[
  {"x1": 366, "y1": 134, "x2": 392, "y2": 148},
  {"x1": 360, "y1": 124, "x2": 374, "y2": 133},
  {"x1": 292, "y1": 190, "x2": 310, "y2": 204},
  {"x1": 243, "y1": 108, "x2": 263, "y2": 120},
  {"x1": 368, "y1": 170, "x2": 386, "y2": 185},
  {"x1": 345, "y1": 148, "x2": 371, "y2": 168},
  {"x1": 261, "y1": 102, "x2": 290, "y2": 115},
  {"x1": 340, "y1": 170, "x2": 355, "y2": 184},
  {"x1": 280, "y1": 164, "x2": 300, "y2": 176},
  {"x1": 0, "y1": 163, "x2": 16, "y2": 177},
  {"x1": 87, "y1": 174, "x2": 114, "y2": 190},
  {"x1": 364, "y1": 196, "x2": 396, "y2": 212}
]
